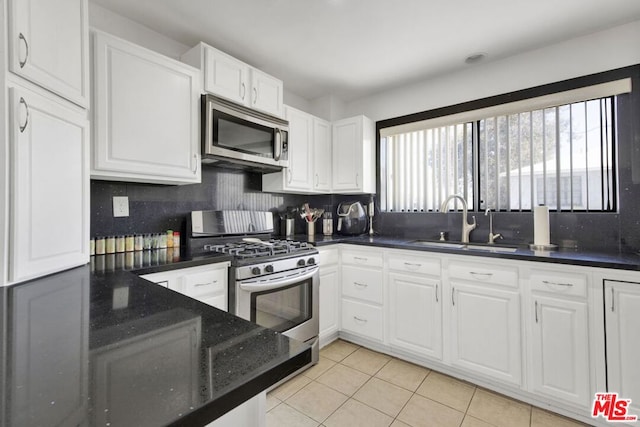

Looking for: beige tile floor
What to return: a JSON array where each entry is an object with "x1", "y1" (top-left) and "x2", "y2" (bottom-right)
[{"x1": 267, "y1": 340, "x2": 591, "y2": 427}]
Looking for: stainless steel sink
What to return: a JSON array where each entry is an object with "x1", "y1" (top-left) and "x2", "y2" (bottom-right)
[
  {"x1": 464, "y1": 244, "x2": 518, "y2": 253},
  {"x1": 409, "y1": 240, "x2": 466, "y2": 249},
  {"x1": 409, "y1": 240, "x2": 518, "y2": 253}
]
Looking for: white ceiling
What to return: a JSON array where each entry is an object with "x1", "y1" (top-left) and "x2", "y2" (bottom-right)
[{"x1": 89, "y1": 0, "x2": 640, "y2": 102}]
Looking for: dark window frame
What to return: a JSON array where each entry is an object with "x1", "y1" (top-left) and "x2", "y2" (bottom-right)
[{"x1": 376, "y1": 65, "x2": 639, "y2": 213}]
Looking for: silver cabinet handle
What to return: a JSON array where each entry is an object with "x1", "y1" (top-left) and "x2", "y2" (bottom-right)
[
  {"x1": 356, "y1": 172, "x2": 359, "y2": 187},
  {"x1": 535, "y1": 300, "x2": 539, "y2": 323},
  {"x1": 253, "y1": 87, "x2": 258, "y2": 104},
  {"x1": 353, "y1": 316, "x2": 368, "y2": 323},
  {"x1": 542, "y1": 280, "x2": 574, "y2": 287},
  {"x1": 469, "y1": 271, "x2": 493, "y2": 280},
  {"x1": 353, "y1": 256, "x2": 368, "y2": 262},
  {"x1": 435, "y1": 283, "x2": 439, "y2": 303},
  {"x1": 611, "y1": 287, "x2": 615, "y2": 312},
  {"x1": 404, "y1": 262, "x2": 422, "y2": 268},
  {"x1": 287, "y1": 168, "x2": 292, "y2": 184},
  {"x1": 354, "y1": 282, "x2": 368, "y2": 288},
  {"x1": 192, "y1": 153, "x2": 198, "y2": 174},
  {"x1": 315, "y1": 173, "x2": 319, "y2": 187},
  {"x1": 18, "y1": 33, "x2": 29, "y2": 68},
  {"x1": 19, "y1": 97, "x2": 29, "y2": 133},
  {"x1": 452, "y1": 287, "x2": 455, "y2": 306},
  {"x1": 194, "y1": 281, "x2": 217, "y2": 287},
  {"x1": 241, "y1": 83, "x2": 246, "y2": 100}
]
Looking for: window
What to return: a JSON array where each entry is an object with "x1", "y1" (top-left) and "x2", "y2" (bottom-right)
[{"x1": 379, "y1": 78, "x2": 629, "y2": 213}]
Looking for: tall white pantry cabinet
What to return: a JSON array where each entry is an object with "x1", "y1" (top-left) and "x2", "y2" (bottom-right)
[{"x1": 1, "y1": 0, "x2": 91, "y2": 285}]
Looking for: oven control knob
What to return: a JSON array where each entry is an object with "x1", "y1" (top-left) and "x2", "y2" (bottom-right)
[
  {"x1": 307, "y1": 257, "x2": 316, "y2": 265},
  {"x1": 297, "y1": 259, "x2": 306, "y2": 267},
  {"x1": 251, "y1": 267, "x2": 261, "y2": 275},
  {"x1": 265, "y1": 264, "x2": 274, "y2": 273}
]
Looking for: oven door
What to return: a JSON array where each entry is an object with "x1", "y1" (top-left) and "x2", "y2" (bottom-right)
[{"x1": 235, "y1": 266, "x2": 319, "y2": 344}]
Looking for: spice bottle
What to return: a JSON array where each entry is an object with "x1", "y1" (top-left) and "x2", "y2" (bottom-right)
[
  {"x1": 173, "y1": 231, "x2": 180, "y2": 248},
  {"x1": 105, "y1": 236, "x2": 116, "y2": 254},
  {"x1": 95, "y1": 237, "x2": 105, "y2": 255},
  {"x1": 166, "y1": 230, "x2": 174, "y2": 248},
  {"x1": 116, "y1": 235, "x2": 125, "y2": 253},
  {"x1": 125, "y1": 235, "x2": 134, "y2": 252}
]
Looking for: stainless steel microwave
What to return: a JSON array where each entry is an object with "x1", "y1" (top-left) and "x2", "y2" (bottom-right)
[{"x1": 201, "y1": 94, "x2": 289, "y2": 172}]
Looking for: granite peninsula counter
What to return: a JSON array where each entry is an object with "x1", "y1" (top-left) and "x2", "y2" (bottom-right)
[{"x1": 0, "y1": 261, "x2": 311, "y2": 427}]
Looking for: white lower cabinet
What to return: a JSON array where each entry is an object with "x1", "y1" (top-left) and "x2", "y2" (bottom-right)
[
  {"x1": 140, "y1": 262, "x2": 230, "y2": 311},
  {"x1": 527, "y1": 269, "x2": 592, "y2": 409},
  {"x1": 340, "y1": 245, "x2": 384, "y2": 342},
  {"x1": 448, "y1": 259, "x2": 521, "y2": 386},
  {"x1": 318, "y1": 247, "x2": 340, "y2": 346},
  {"x1": 341, "y1": 299, "x2": 384, "y2": 341},
  {"x1": 387, "y1": 250, "x2": 442, "y2": 360},
  {"x1": 604, "y1": 279, "x2": 640, "y2": 423},
  {"x1": 449, "y1": 281, "x2": 522, "y2": 386},
  {"x1": 389, "y1": 272, "x2": 442, "y2": 360}
]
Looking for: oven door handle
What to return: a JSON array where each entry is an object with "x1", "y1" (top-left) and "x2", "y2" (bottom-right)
[{"x1": 238, "y1": 267, "x2": 318, "y2": 292}]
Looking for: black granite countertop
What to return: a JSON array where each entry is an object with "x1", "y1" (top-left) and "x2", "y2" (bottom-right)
[
  {"x1": 303, "y1": 234, "x2": 640, "y2": 271},
  {"x1": 0, "y1": 263, "x2": 311, "y2": 427}
]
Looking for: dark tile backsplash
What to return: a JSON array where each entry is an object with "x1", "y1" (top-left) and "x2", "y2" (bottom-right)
[
  {"x1": 92, "y1": 155, "x2": 639, "y2": 253},
  {"x1": 91, "y1": 167, "x2": 350, "y2": 239}
]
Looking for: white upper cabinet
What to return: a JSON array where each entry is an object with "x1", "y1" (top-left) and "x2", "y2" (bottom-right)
[
  {"x1": 332, "y1": 115, "x2": 375, "y2": 194},
  {"x1": 8, "y1": 84, "x2": 90, "y2": 283},
  {"x1": 262, "y1": 106, "x2": 316, "y2": 193},
  {"x1": 250, "y1": 68, "x2": 284, "y2": 117},
  {"x1": 91, "y1": 31, "x2": 201, "y2": 185},
  {"x1": 8, "y1": 0, "x2": 89, "y2": 107},
  {"x1": 202, "y1": 46, "x2": 249, "y2": 105},
  {"x1": 182, "y1": 42, "x2": 283, "y2": 117},
  {"x1": 313, "y1": 117, "x2": 332, "y2": 192}
]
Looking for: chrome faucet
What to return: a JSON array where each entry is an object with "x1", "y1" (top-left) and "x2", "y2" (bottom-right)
[
  {"x1": 440, "y1": 195, "x2": 476, "y2": 243},
  {"x1": 485, "y1": 208, "x2": 503, "y2": 244}
]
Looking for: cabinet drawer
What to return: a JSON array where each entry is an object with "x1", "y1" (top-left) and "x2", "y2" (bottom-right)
[
  {"x1": 342, "y1": 266, "x2": 382, "y2": 304},
  {"x1": 319, "y1": 248, "x2": 339, "y2": 266},
  {"x1": 341, "y1": 249, "x2": 383, "y2": 268},
  {"x1": 449, "y1": 261, "x2": 518, "y2": 288},
  {"x1": 199, "y1": 294, "x2": 227, "y2": 312},
  {"x1": 530, "y1": 270, "x2": 587, "y2": 298},
  {"x1": 388, "y1": 253, "x2": 441, "y2": 276},
  {"x1": 182, "y1": 269, "x2": 227, "y2": 298},
  {"x1": 341, "y1": 299, "x2": 383, "y2": 341}
]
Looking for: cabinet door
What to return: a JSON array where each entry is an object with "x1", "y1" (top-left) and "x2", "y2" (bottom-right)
[
  {"x1": 313, "y1": 118, "x2": 332, "y2": 192},
  {"x1": 389, "y1": 273, "x2": 442, "y2": 360},
  {"x1": 605, "y1": 280, "x2": 640, "y2": 419},
  {"x1": 204, "y1": 46, "x2": 249, "y2": 105},
  {"x1": 250, "y1": 68, "x2": 284, "y2": 117},
  {"x1": 8, "y1": 0, "x2": 89, "y2": 107},
  {"x1": 332, "y1": 117, "x2": 362, "y2": 192},
  {"x1": 9, "y1": 85, "x2": 89, "y2": 283},
  {"x1": 283, "y1": 107, "x2": 313, "y2": 190},
  {"x1": 92, "y1": 31, "x2": 201, "y2": 185},
  {"x1": 319, "y1": 265, "x2": 339, "y2": 343},
  {"x1": 450, "y1": 281, "x2": 521, "y2": 386},
  {"x1": 530, "y1": 295, "x2": 590, "y2": 407}
]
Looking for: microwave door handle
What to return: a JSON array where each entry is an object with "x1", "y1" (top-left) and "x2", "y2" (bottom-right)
[
  {"x1": 239, "y1": 266, "x2": 317, "y2": 292},
  {"x1": 274, "y1": 129, "x2": 282, "y2": 161}
]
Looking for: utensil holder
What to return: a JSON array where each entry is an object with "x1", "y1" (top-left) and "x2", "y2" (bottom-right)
[{"x1": 307, "y1": 221, "x2": 315, "y2": 237}]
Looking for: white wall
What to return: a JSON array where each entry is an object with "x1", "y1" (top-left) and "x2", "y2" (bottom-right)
[
  {"x1": 344, "y1": 20, "x2": 640, "y2": 122},
  {"x1": 88, "y1": 3, "x2": 189, "y2": 59}
]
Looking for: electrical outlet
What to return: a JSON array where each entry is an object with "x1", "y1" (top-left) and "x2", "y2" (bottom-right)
[{"x1": 113, "y1": 196, "x2": 129, "y2": 217}]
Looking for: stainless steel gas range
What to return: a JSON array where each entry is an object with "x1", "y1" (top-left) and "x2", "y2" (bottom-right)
[{"x1": 187, "y1": 210, "x2": 320, "y2": 365}]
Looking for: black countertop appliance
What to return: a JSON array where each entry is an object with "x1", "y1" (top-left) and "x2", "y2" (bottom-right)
[{"x1": 336, "y1": 201, "x2": 368, "y2": 235}]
